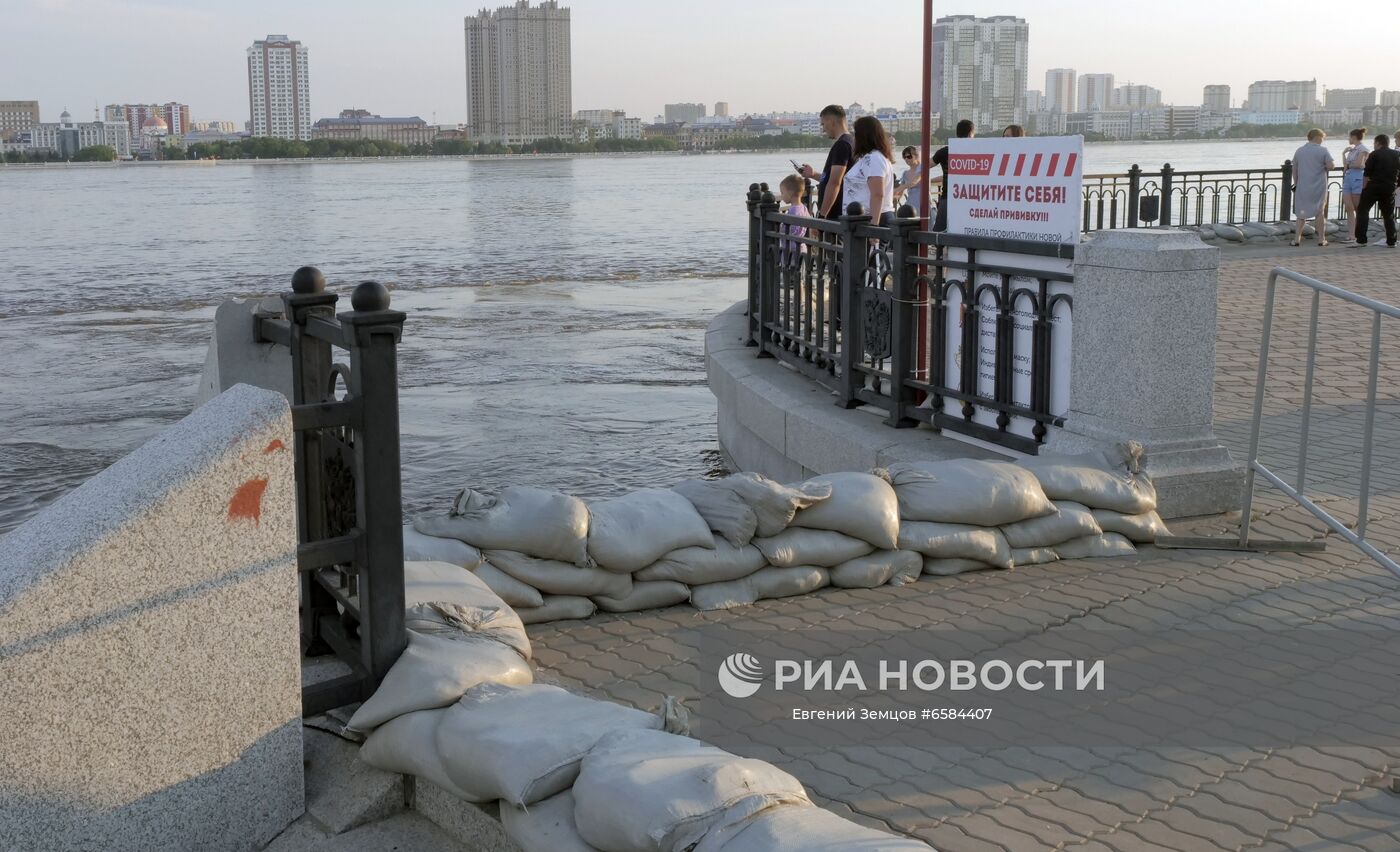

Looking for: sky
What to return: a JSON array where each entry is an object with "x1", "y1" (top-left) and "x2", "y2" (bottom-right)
[{"x1": 5, "y1": 0, "x2": 1399, "y2": 125}]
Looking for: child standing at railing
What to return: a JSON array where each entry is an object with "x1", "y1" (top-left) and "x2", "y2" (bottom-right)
[{"x1": 778, "y1": 174, "x2": 810, "y2": 266}]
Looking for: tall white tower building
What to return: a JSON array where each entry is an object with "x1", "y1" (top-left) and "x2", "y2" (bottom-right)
[
  {"x1": 464, "y1": 1, "x2": 573, "y2": 145},
  {"x1": 931, "y1": 15, "x2": 1029, "y2": 132},
  {"x1": 1045, "y1": 68, "x2": 1076, "y2": 113},
  {"x1": 247, "y1": 34, "x2": 311, "y2": 141}
]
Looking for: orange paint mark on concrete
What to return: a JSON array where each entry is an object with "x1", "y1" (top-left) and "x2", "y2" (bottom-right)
[
  {"x1": 264, "y1": 439, "x2": 286, "y2": 454},
  {"x1": 228, "y1": 478, "x2": 270, "y2": 525}
]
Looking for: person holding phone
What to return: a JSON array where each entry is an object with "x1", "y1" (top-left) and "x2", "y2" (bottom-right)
[{"x1": 797, "y1": 105, "x2": 854, "y2": 220}]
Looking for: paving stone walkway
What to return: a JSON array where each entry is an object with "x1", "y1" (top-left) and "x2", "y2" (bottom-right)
[{"x1": 528, "y1": 250, "x2": 1400, "y2": 851}]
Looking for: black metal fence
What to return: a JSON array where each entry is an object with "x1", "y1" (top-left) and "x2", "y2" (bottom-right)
[
  {"x1": 747, "y1": 184, "x2": 1074, "y2": 454},
  {"x1": 255, "y1": 268, "x2": 408, "y2": 716}
]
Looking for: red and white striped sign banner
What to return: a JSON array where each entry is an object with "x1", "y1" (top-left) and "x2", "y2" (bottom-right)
[{"x1": 946, "y1": 135, "x2": 1084, "y2": 245}]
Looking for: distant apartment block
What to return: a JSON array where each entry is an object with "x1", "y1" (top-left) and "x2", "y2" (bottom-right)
[
  {"x1": 1202, "y1": 84, "x2": 1230, "y2": 112},
  {"x1": 931, "y1": 14, "x2": 1028, "y2": 131},
  {"x1": 574, "y1": 109, "x2": 640, "y2": 140},
  {"x1": 1245, "y1": 80, "x2": 1317, "y2": 112},
  {"x1": 193, "y1": 120, "x2": 241, "y2": 133},
  {"x1": 1024, "y1": 89, "x2": 1044, "y2": 112},
  {"x1": 247, "y1": 34, "x2": 312, "y2": 141},
  {"x1": 713, "y1": 101, "x2": 730, "y2": 118},
  {"x1": 0, "y1": 100, "x2": 40, "y2": 141},
  {"x1": 1324, "y1": 87, "x2": 1377, "y2": 110},
  {"x1": 1077, "y1": 74, "x2": 1114, "y2": 112},
  {"x1": 312, "y1": 110, "x2": 435, "y2": 146},
  {"x1": 1381, "y1": 91, "x2": 1400, "y2": 108},
  {"x1": 105, "y1": 103, "x2": 191, "y2": 145},
  {"x1": 1044, "y1": 68, "x2": 1075, "y2": 113},
  {"x1": 464, "y1": 1, "x2": 572, "y2": 144},
  {"x1": 1110, "y1": 85, "x2": 1161, "y2": 109},
  {"x1": 28, "y1": 109, "x2": 131, "y2": 157},
  {"x1": 664, "y1": 103, "x2": 706, "y2": 124}
]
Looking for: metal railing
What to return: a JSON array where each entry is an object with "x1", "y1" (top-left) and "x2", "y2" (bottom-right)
[
  {"x1": 747, "y1": 184, "x2": 1074, "y2": 454},
  {"x1": 1238, "y1": 268, "x2": 1399, "y2": 576},
  {"x1": 255, "y1": 267, "x2": 409, "y2": 715}
]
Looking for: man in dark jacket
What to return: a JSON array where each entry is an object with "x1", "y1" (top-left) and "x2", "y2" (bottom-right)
[{"x1": 1353, "y1": 133, "x2": 1399, "y2": 247}]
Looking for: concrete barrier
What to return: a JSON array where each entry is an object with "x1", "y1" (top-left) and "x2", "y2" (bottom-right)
[{"x1": 0, "y1": 383, "x2": 303, "y2": 851}]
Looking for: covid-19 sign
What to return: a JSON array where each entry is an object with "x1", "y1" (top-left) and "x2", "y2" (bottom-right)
[{"x1": 946, "y1": 135, "x2": 1084, "y2": 245}]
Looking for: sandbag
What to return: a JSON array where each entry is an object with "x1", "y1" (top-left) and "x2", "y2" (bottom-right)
[
  {"x1": 500, "y1": 790, "x2": 599, "y2": 852},
  {"x1": 898, "y1": 522, "x2": 1012, "y2": 569},
  {"x1": 1000, "y1": 501, "x2": 1101, "y2": 548},
  {"x1": 635, "y1": 536, "x2": 767, "y2": 585},
  {"x1": 1012, "y1": 547, "x2": 1061, "y2": 566},
  {"x1": 692, "y1": 803, "x2": 934, "y2": 852},
  {"x1": 516, "y1": 595, "x2": 597, "y2": 624},
  {"x1": 829, "y1": 550, "x2": 918, "y2": 589},
  {"x1": 887, "y1": 550, "x2": 924, "y2": 586},
  {"x1": 472, "y1": 561, "x2": 544, "y2": 609},
  {"x1": 672, "y1": 479, "x2": 759, "y2": 548},
  {"x1": 788, "y1": 472, "x2": 899, "y2": 550},
  {"x1": 403, "y1": 561, "x2": 531, "y2": 659},
  {"x1": 403, "y1": 523, "x2": 482, "y2": 567},
  {"x1": 883, "y1": 459, "x2": 1055, "y2": 526},
  {"x1": 922, "y1": 557, "x2": 997, "y2": 576},
  {"x1": 347, "y1": 630, "x2": 532, "y2": 733},
  {"x1": 1055, "y1": 533, "x2": 1137, "y2": 560},
  {"x1": 486, "y1": 549, "x2": 632, "y2": 599},
  {"x1": 713, "y1": 472, "x2": 833, "y2": 537},
  {"x1": 752, "y1": 528, "x2": 874, "y2": 568},
  {"x1": 358, "y1": 708, "x2": 473, "y2": 800},
  {"x1": 573, "y1": 729, "x2": 811, "y2": 852},
  {"x1": 1018, "y1": 442, "x2": 1157, "y2": 514},
  {"x1": 416, "y1": 485, "x2": 591, "y2": 566},
  {"x1": 691, "y1": 566, "x2": 829, "y2": 612},
  {"x1": 1091, "y1": 508, "x2": 1169, "y2": 543},
  {"x1": 436, "y1": 683, "x2": 662, "y2": 806},
  {"x1": 594, "y1": 580, "x2": 692, "y2": 613},
  {"x1": 587, "y1": 488, "x2": 714, "y2": 574}
]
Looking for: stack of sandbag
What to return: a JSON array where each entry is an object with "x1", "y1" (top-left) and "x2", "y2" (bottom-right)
[{"x1": 1017, "y1": 441, "x2": 1167, "y2": 560}]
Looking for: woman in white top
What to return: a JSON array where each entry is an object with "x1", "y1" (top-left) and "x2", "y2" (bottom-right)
[
  {"x1": 1340, "y1": 127, "x2": 1368, "y2": 243},
  {"x1": 843, "y1": 116, "x2": 896, "y2": 225}
]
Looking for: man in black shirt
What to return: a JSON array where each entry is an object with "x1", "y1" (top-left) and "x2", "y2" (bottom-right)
[
  {"x1": 799, "y1": 104, "x2": 854, "y2": 220},
  {"x1": 930, "y1": 119, "x2": 976, "y2": 231},
  {"x1": 1354, "y1": 134, "x2": 1399, "y2": 246}
]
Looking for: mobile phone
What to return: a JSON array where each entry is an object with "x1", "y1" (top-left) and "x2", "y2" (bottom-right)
[{"x1": 790, "y1": 159, "x2": 803, "y2": 173}]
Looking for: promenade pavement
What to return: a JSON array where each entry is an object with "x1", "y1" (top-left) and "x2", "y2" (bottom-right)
[{"x1": 528, "y1": 248, "x2": 1400, "y2": 850}]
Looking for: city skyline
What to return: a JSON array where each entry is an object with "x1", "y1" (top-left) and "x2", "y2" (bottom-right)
[{"x1": 8, "y1": 0, "x2": 1400, "y2": 126}]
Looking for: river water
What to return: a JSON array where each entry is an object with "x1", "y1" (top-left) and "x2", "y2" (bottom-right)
[{"x1": 0, "y1": 139, "x2": 1309, "y2": 532}]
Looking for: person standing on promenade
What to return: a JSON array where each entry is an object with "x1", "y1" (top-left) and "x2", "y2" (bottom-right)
[
  {"x1": 1351, "y1": 133, "x2": 1399, "y2": 247},
  {"x1": 798, "y1": 105, "x2": 854, "y2": 220},
  {"x1": 930, "y1": 119, "x2": 976, "y2": 231},
  {"x1": 1290, "y1": 129, "x2": 1334, "y2": 247},
  {"x1": 895, "y1": 146, "x2": 927, "y2": 214},
  {"x1": 844, "y1": 116, "x2": 896, "y2": 226},
  {"x1": 1339, "y1": 128, "x2": 1369, "y2": 243},
  {"x1": 1002, "y1": 124, "x2": 1026, "y2": 137}
]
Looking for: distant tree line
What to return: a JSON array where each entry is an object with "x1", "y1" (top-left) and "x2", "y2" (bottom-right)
[
  {"x1": 3, "y1": 145, "x2": 117, "y2": 163},
  {"x1": 183, "y1": 136, "x2": 679, "y2": 160}
]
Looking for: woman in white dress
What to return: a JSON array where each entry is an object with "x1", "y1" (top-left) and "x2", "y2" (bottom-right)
[
  {"x1": 843, "y1": 116, "x2": 895, "y2": 225},
  {"x1": 1291, "y1": 128, "x2": 1335, "y2": 247}
]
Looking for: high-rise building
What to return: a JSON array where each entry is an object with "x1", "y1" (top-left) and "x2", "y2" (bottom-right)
[
  {"x1": 1381, "y1": 91, "x2": 1400, "y2": 108},
  {"x1": 247, "y1": 34, "x2": 312, "y2": 141},
  {"x1": 28, "y1": 108, "x2": 130, "y2": 157},
  {"x1": 1325, "y1": 87, "x2": 1377, "y2": 110},
  {"x1": 1110, "y1": 85, "x2": 1161, "y2": 109},
  {"x1": 1245, "y1": 80, "x2": 1317, "y2": 112},
  {"x1": 664, "y1": 103, "x2": 706, "y2": 124},
  {"x1": 464, "y1": 1, "x2": 572, "y2": 145},
  {"x1": 1077, "y1": 74, "x2": 1114, "y2": 112},
  {"x1": 1024, "y1": 89, "x2": 1045, "y2": 111},
  {"x1": 713, "y1": 101, "x2": 730, "y2": 118},
  {"x1": 105, "y1": 103, "x2": 191, "y2": 144},
  {"x1": 1045, "y1": 68, "x2": 1075, "y2": 113},
  {"x1": 0, "y1": 100, "x2": 40, "y2": 141},
  {"x1": 931, "y1": 14, "x2": 1029, "y2": 132},
  {"x1": 1202, "y1": 84, "x2": 1230, "y2": 112}
]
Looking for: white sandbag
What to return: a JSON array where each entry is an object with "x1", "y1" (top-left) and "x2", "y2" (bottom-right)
[
  {"x1": 1011, "y1": 547, "x2": 1061, "y2": 566},
  {"x1": 403, "y1": 523, "x2": 482, "y2": 567},
  {"x1": 691, "y1": 566, "x2": 829, "y2": 611},
  {"x1": 486, "y1": 549, "x2": 632, "y2": 598},
  {"x1": 1091, "y1": 508, "x2": 1169, "y2": 543},
  {"x1": 883, "y1": 458, "x2": 1055, "y2": 526},
  {"x1": 594, "y1": 580, "x2": 692, "y2": 613},
  {"x1": 516, "y1": 595, "x2": 597, "y2": 624},
  {"x1": 713, "y1": 472, "x2": 833, "y2": 538},
  {"x1": 692, "y1": 802, "x2": 934, "y2": 852},
  {"x1": 752, "y1": 528, "x2": 874, "y2": 568},
  {"x1": 500, "y1": 790, "x2": 599, "y2": 852},
  {"x1": 587, "y1": 488, "x2": 715, "y2": 574},
  {"x1": 573, "y1": 729, "x2": 811, "y2": 852},
  {"x1": 358, "y1": 708, "x2": 474, "y2": 800},
  {"x1": 898, "y1": 522, "x2": 1012, "y2": 569},
  {"x1": 1018, "y1": 442, "x2": 1157, "y2": 514},
  {"x1": 347, "y1": 630, "x2": 532, "y2": 733},
  {"x1": 787, "y1": 472, "x2": 899, "y2": 550},
  {"x1": 416, "y1": 485, "x2": 592, "y2": 566},
  {"x1": 635, "y1": 536, "x2": 767, "y2": 585},
  {"x1": 403, "y1": 561, "x2": 531, "y2": 659},
  {"x1": 887, "y1": 550, "x2": 924, "y2": 586},
  {"x1": 672, "y1": 479, "x2": 759, "y2": 548},
  {"x1": 436, "y1": 683, "x2": 662, "y2": 806},
  {"x1": 1000, "y1": 500, "x2": 1102, "y2": 548},
  {"x1": 922, "y1": 557, "x2": 997, "y2": 576},
  {"x1": 829, "y1": 550, "x2": 914, "y2": 588},
  {"x1": 1055, "y1": 533, "x2": 1137, "y2": 560},
  {"x1": 472, "y1": 561, "x2": 544, "y2": 608}
]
